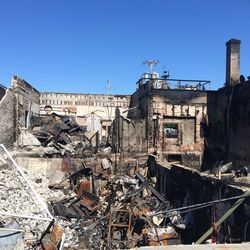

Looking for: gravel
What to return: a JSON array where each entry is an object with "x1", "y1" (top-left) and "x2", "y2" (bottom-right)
[{"x1": 0, "y1": 154, "x2": 80, "y2": 248}]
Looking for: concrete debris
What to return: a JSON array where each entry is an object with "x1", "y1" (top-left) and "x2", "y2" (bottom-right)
[
  {"x1": 1, "y1": 143, "x2": 249, "y2": 249},
  {"x1": 22, "y1": 112, "x2": 111, "y2": 157},
  {"x1": 1, "y1": 154, "x2": 182, "y2": 249},
  {"x1": 2, "y1": 148, "x2": 173, "y2": 249},
  {"x1": 49, "y1": 164, "x2": 181, "y2": 249},
  {"x1": 0, "y1": 158, "x2": 77, "y2": 249},
  {"x1": 18, "y1": 128, "x2": 41, "y2": 147},
  {"x1": 101, "y1": 157, "x2": 112, "y2": 170},
  {"x1": 31, "y1": 112, "x2": 88, "y2": 156},
  {"x1": 100, "y1": 146, "x2": 111, "y2": 154},
  {"x1": 48, "y1": 169, "x2": 69, "y2": 189}
]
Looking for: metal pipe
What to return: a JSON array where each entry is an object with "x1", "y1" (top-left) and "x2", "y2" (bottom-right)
[
  {"x1": 0, "y1": 231, "x2": 21, "y2": 238},
  {"x1": 195, "y1": 190, "x2": 250, "y2": 244},
  {"x1": 0, "y1": 211, "x2": 52, "y2": 222},
  {"x1": 149, "y1": 193, "x2": 250, "y2": 217},
  {"x1": 0, "y1": 228, "x2": 24, "y2": 233}
]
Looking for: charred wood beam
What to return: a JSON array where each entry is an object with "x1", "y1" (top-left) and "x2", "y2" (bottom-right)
[{"x1": 135, "y1": 172, "x2": 167, "y2": 203}]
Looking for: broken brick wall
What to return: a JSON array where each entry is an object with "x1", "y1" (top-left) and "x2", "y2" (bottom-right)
[
  {"x1": 150, "y1": 159, "x2": 249, "y2": 243},
  {"x1": 109, "y1": 116, "x2": 147, "y2": 153},
  {"x1": 128, "y1": 82, "x2": 210, "y2": 168},
  {"x1": 127, "y1": 82, "x2": 150, "y2": 119},
  {"x1": 120, "y1": 118, "x2": 147, "y2": 153},
  {"x1": 15, "y1": 156, "x2": 86, "y2": 177},
  {"x1": 0, "y1": 89, "x2": 16, "y2": 148},
  {"x1": 12, "y1": 76, "x2": 40, "y2": 135},
  {"x1": 148, "y1": 89, "x2": 208, "y2": 152},
  {"x1": 203, "y1": 81, "x2": 250, "y2": 170}
]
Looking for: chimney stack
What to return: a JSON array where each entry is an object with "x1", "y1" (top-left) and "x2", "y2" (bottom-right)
[{"x1": 226, "y1": 39, "x2": 241, "y2": 86}]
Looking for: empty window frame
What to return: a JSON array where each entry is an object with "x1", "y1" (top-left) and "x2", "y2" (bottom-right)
[
  {"x1": 167, "y1": 154, "x2": 182, "y2": 162},
  {"x1": 164, "y1": 123, "x2": 179, "y2": 138}
]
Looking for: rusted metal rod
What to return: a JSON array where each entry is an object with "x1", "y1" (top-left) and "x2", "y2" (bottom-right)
[{"x1": 195, "y1": 190, "x2": 250, "y2": 244}]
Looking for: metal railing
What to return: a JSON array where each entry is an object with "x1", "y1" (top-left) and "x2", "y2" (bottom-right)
[{"x1": 137, "y1": 77, "x2": 211, "y2": 91}]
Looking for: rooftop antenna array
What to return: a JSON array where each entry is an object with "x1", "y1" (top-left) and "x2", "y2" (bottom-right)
[{"x1": 143, "y1": 60, "x2": 159, "y2": 74}]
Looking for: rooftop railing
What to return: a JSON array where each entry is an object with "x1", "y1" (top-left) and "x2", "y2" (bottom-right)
[{"x1": 137, "y1": 77, "x2": 211, "y2": 91}]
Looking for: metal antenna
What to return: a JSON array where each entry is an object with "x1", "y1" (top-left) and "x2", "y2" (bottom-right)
[
  {"x1": 143, "y1": 60, "x2": 159, "y2": 73},
  {"x1": 162, "y1": 66, "x2": 170, "y2": 79},
  {"x1": 107, "y1": 80, "x2": 111, "y2": 95}
]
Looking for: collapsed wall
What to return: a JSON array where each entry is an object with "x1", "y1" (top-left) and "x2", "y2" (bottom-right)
[
  {"x1": 148, "y1": 156, "x2": 250, "y2": 244},
  {"x1": 0, "y1": 76, "x2": 40, "y2": 149},
  {"x1": 0, "y1": 89, "x2": 16, "y2": 148},
  {"x1": 108, "y1": 114, "x2": 147, "y2": 154},
  {"x1": 12, "y1": 76, "x2": 40, "y2": 131}
]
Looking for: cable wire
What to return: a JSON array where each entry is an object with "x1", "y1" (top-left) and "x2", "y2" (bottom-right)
[{"x1": 149, "y1": 193, "x2": 250, "y2": 217}]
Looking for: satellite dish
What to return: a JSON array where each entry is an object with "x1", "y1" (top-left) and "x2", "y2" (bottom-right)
[{"x1": 240, "y1": 75, "x2": 245, "y2": 83}]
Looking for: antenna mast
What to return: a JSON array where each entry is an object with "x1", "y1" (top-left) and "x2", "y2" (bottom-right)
[
  {"x1": 143, "y1": 60, "x2": 159, "y2": 73},
  {"x1": 107, "y1": 80, "x2": 111, "y2": 95}
]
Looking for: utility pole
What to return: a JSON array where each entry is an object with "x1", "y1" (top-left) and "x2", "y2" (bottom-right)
[
  {"x1": 106, "y1": 80, "x2": 111, "y2": 121},
  {"x1": 143, "y1": 60, "x2": 159, "y2": 73},
  {"x1": 107, "y1": 80, "x2": 111, "y2": 95}
]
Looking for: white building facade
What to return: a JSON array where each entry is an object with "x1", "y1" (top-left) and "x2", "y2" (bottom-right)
[{"x1": 40, "y1": 92, "x2": 131, "y2": 137}]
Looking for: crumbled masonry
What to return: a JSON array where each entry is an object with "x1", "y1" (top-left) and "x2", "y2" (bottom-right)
[{"x1": 0, "y1": 152, "x2": 182, "y2": 249}]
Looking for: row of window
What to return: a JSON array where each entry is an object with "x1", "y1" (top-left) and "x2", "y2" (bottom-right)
[
  {"x1": 41, "y1": 94, "x2": 127, "y2": 101},
  {"x1": 41, "y1": 99, "x2": 127, "y2": 107}
]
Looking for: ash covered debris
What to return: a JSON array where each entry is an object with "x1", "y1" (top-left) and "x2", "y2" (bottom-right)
[
  {"x1": 50, "y1": 161, "x2": 183, "y2": 249},
  {"x1": 21, "y1": 111, "x2": 112, "y2": 158},
  {"x1": 16, "y1": 111, "x2": 112, "y2": 158},
  {"x1": 0, "y1": 144, "x2": 79, "y2": 249},
  {"x1": 28, "y1": 112, "x2": 87, "y2": 157},
  {"x1": 0, "y1": 143, "x2": 185, "y2": 249}
]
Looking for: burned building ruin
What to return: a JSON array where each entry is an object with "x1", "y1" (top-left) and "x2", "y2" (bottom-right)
[
  {"x1": 0, "y1": 39, "x2": 250, "y2": 249},
  {"x1": 109, "y1": 72, "x2": 211, "y2": 169}
]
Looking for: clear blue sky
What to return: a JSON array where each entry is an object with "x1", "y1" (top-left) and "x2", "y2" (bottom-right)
[{"x1": 0, "y1": 0, "x2": 249, "y2": 94}]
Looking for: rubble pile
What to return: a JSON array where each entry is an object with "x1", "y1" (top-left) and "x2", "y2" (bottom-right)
[
  {"x1": 50, "y1": 165, "x2": 182, "y2": 249},
  {"x1": 30, "y1": 112, "x2": 87, "y2": 156},
  {"x1": 0, "y1": 147, "x2": 185, "y2": 249},
  {"x1": 0, "y1": 155, "x2": 80, "y2": 249},
  {"x1": 0, "y1": 164, "x2": 49, "y2": 230}
]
